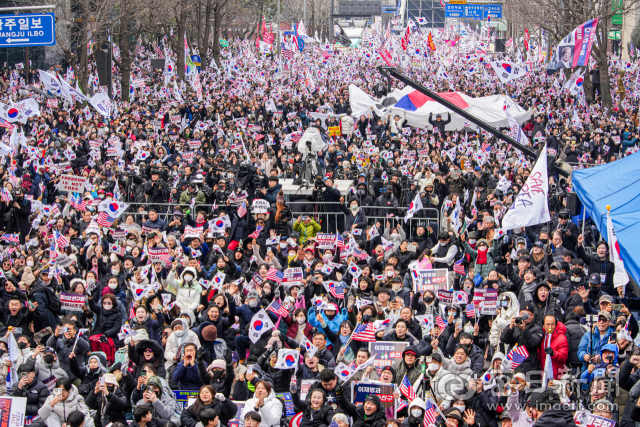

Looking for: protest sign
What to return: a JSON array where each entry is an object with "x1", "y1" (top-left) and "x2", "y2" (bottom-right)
[
  {"x1": 252, "y1": 199, "x2": 270, "y2": 213},
  {"x1": 173, "y1": 390, "x2": 201, "y2": 409},
  {"x1": 352, "y1": 382, "x2": 396, "y2": 418},
  {"x1": 0, "y1": 396, "x2": 27, "y2": 427},
  {"x1": 228, "y1": 402, "x2": 246, "y2": 427},
  {"x1": 60, "y1": 292, "x2": 85, "y2": 312},
  {"x1": 59, "y1": 175, "x2": 87, "y2": 193},
  {"x1": 573, "y1": 412, "x2": 615, "y2": 427},
  {"x1": 275, "y1": 392, "x2": 295, "y2": 416},
  {"x1": 369, "y1": 341, "x2": 408, "y2": 373},
  {"x1": 283, "y1": 267, "x2": 303, "y2": 288},
  {"x1": 411, "y1": 268, "x2": 449, "y2": 293},
  {"x1": 316, "y1": 233, "x2": 337, "y2": 249}
]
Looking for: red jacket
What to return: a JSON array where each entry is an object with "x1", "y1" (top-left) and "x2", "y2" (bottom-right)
[
  {"x1": 538, "y1": 321, "x2": 569, "y2": 379},
  {"x1": 283, "y1": 315, "x2": 314, "y2": 342}
]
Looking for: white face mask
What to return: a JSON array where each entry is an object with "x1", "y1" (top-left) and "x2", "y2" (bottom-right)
[
  {"x1": 454, "y1": 405, "x2": 466, "y2": 413},
  {"x1": 387, "y1": 271, "x2": 394, "y2": 278},
  {"x1": 174, "y1": 328, "x2": 186, "y2": 337},
  {"x1": 296, "y1": 317, "x2": 306, "y2": 324},
  {"x1": 26, "y1": 261, "x2": 34, "y2": 267},
  {"x1": 279, "y1": 243, "x2": 287, "y2": 249},
  {"x1": 111, "y1": 269, "x2": 119, "y2": 276},
  {"x1": 428, "y1": 363, "x2": 440, "y2": 372},
  {"x1": 108, "y1": 282, "x2": 118, "y2": 290},
  {"x1": 184, "y1": 274, "x2": 193, "y2": 282},
  {"x1": 464, "y1": 325, "x2": 474, "y2": 334},
  {"x1": 411, "y1": 409, "x2": 423, "y2": 418}
]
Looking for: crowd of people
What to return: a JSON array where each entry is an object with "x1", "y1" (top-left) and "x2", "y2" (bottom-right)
[{"x1": 0, "y1": 18, "x2": 639, "y2": 427}]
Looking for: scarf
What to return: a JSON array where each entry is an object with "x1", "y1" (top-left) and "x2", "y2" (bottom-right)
[
  {"x1": 476, "y1": 248, "x2": 488, "y2": 265},
  {"x1": 275, "y1": 202, "x2": 285, "y2": 222},
  {"x1": 532, "y1": 252, "x2": 545, "y2": 263},
  {"x1": 21, "y1": 179, "x2": 32, "y2": 190}
]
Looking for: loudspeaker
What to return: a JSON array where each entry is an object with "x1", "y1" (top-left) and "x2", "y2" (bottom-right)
[
  {"x1": 150, "y1": 59, "x2": 165, "y2": 71},
  {"x1": 495, "y1": 38, "x2": 505, "y2": 53},
  {"x1": 566, "y1": 192, "x2": 582, "y2": 216},
  {"x1": 95, "y1": 49, "x2": 111, "y2": 86}
]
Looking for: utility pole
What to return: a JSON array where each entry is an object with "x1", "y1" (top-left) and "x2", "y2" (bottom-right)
[
  {"x1": 329, "y1": 0, "x2": 334, "y2": 43},
  {"x1": 304, "y1": 0, "x2": 306, "y2": 24}
]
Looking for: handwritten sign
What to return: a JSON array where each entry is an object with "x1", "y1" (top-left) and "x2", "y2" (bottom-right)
[{"x1": 58, "y1": 175, "x2": 87, "y2": 193}]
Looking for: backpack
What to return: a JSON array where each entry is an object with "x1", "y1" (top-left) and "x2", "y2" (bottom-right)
[{"x1": 45, "y1": 287, "x2": 62, "y2": 315}]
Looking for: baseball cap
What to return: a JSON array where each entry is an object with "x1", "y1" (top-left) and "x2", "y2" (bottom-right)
[{"x1": 598, "y1": 310, "x2": 612, "y2": 321}]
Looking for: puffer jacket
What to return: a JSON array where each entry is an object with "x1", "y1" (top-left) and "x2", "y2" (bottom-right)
[
  {"x1": 86, "y1": 386, "x2": 128, "y2": 427},
  {"x1": 293, "y1": 218, "x2": 322, "y2": 246},
  {"x1": 10, "y1": 377, "x2": 50, "y2": 415},
  {"x1": 337, "y1": 392, "x2": 387, "y2": 427},
  {"x1": 38, "y1": 384, "x2": 92, "y2": 426},
  {"x1": 291, "y1": 388, "x2": 335, "y2": 427},
  {"x1": 341, "y1": 115, "x2": 354, "y2": 135},
  {"x1": 391, "y1": 346, "x2": 422, "y2": 385},
  {"x1": 164, "y1": 319, "x2": 201, "y2": 370},
  {"x1": 537, "y1": 321, "x2": 569, "y2": 379},
  {"x1": 88, "y1": 298, "x2": 124, "y2": 347},
  {"x1": 489, "y1": 291, "x2": 520, "y2": 350},
  {"x1": 462, "y1": 240, "x2": 496, "y2": 279},
  {"x1": 240, "y1": 390, "x2": 284, "y2": 427},
  {"x1": 32, "y1": 356, "x2": 69, "y2": 384},
  {"x1": 563, "y1": 314, "x2": 585, "y2": 366},
  {"x1": 166, "y1": 267, "x2": 203, "y2": 313},
  {"x1": 180, "y1": 397, "x2": 238, "y2": 427}
]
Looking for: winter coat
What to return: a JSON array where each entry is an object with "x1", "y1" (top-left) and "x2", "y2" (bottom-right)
[
  {"x1": 462, "y1": 240, "x2": 496, "y2": 279},
  {"x1": 489, "y1": 292, "x2": 520, "y2": 349},
  {"x1": 9, "y1": 377, "x2": 50, "y2": 415},
  {"x1": 578, "y1": 325, "x2": 615, "y2": 370},
  {"x1": 46, "y1": 333, "x2": 91, "y2": 382},
  {"x1": 577, "y1": 246, "x2": 617, "y2": 296},
  {"x1": 180, "y1": 397, "x2": 238, "y2": 427},
  {"x1": 337, "y1": 391, "x2": 387, "y2": 427},
  {"x1": 166, "y1": 267, "x2": 203, "y2": 313},
  {"x1": 38, "y1": 385, "x2": 92, "y2": 426},
  {"x1": 28, "y1": 279, "x2": 59, "y2": 331},
  {"x1": 88, "y1": 298, "x2": 124, "y2": 347},
  {"x1": 172, "y1": 360, "x2": 207, "y2": 390},
  {"x1": 164, "y1": 328, "x2": 201, "y2": 370},
  {"x1": 563, "y1": 315, "x2": 586, "y2": 366},
  {"x1": 293, "y1": 218, "x2": 322, "y2": 246},
  {"x1": 308, "y1": 305, "x2": 348, "y2": 336},
  {"x1": 532, "y1": 409, "x2": 577, "y2": 427},
  {"x1": 283, "y1": 315, "x2": 314, "y2": 342},
  {"x1": 291, "y1": 390, "x2": 335, "y2": 427},
  {"x1": 240, "y1": 390, "x2": 284, "y2": 427},
  {"x1": 537, "y1": 322, "x2": 569, "y2": 379},
  {"x1": 86, "y1": 387, "x2": 128, "y2": 427},
  {"x1": 500, "y1": 318, "x2": 544, "y2": 374},
  {"x1": 32, "y1": 355, "x2": 69, "y2": 384},
  {"x1": 391, "y1": 348, "x2": 422, "y2": 385},
  {"x1": 341, "y1": 115, "x2": 354, "y2": 135}
]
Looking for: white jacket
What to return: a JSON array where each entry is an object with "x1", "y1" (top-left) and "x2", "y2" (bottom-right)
[
  {"x1": 38, "y1": 384, "x2": 94, "y2": 427},
  {"x1": 341, "y1": 115, "x2": 354, "y2": 135},
  {"x1": 240, "y1": 390, "x2": 283, "y2": 427},
  {"x1": 166, "y1": 268, "x2": 202, "y2": 312},
  {"x1": 164, "y1": 322, "x2": 201, "y2": 370},
  {"x1": 489, "y1": 291, "x2": 520, "y2": 349},
  {"x1": 505, "y1": 390, "x2": 534, "y2": 427}
]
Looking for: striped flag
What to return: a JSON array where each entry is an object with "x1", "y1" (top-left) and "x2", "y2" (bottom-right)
[
  {"x1": 0, "y1": 187, "x2": 12, "y2": 202},
  {"x1": 70, "y1": 194, "x2": 87, "y2": 211},
  {"x1": 453, "y1": 259, "x2": 465, "y2": 275},
  {"x1": 336, "y1": 233, "x2": 345, "y2": 250},
  {"x1": 351, "y1": 322, "x2": 376, "y2": 342},
  {"x1": 0, "y1": 117, "x2": 15, "y2": 132},
  {"x1": 329, "y1": 285, "x2": 345, "y2": 299},
  {"x1": 399, "y1": 374, "x2": 416, "y2": 400},
  {"x1": 505, "y1": 345, "x2": 529, "y2": 369},
  {"x1": 96, "y1": 211, "x2": 115, "y2": 227},
  {"x1": 1, "y1": 234, "x2": 19, "y2": 244},
  {"x1": 435, "y1": 315, "x2": 447, "y2": 329},
  {"x1": 481, "y1": 142, "x2": 492, "y2": 152},
  {"x1": 423, "y1": 398, "x2": 438, "y2": 427},
  {"x1": 248, "y1": 225, "x2": 263, "y2": 238},
  {"x1": 265, "y1": 267, "x2": 284, "y2": 283},
  {"x1": 54, "y1": 230, "x2": 69, "y2": 249},
  {"x1": 267, "y1": 300, "x2": 289, "y2": 317},
  {"x1": 237, "y1": 201, "x2": 247, "y2": 218},
  {"x1": 466, "y1": 303, "x2": 476, "y2": 318}
]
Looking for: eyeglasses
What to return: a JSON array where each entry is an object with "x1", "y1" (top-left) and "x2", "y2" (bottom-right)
[{"x1": 598, "y1": 318, "x2": 609, "y2": 323}]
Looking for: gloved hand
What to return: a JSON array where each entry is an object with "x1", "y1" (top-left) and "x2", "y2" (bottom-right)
[
  {"x1": 224, "y1": 348, "x2": 233, "y2": 364},
  {"x1": 215, "y1": 392, "x2": 226, "y2": 402},
  {"x1": 99, "y1": 335, "x2": 108, "y2": 343},
  {"x1": 196, "y1": 347, "x2": 205, "y2": 362},
  {"x1": 545, "y1": 347, "x2": 554, "y2": 356}
]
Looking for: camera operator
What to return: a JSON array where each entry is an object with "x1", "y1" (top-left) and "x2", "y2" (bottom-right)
[
  {"x1": 374, "y1": 184, "x2": 398, "y2": 219},
  {"x1": 552, "y1": 210, "x2": 578, "y2": 253},
  {"x1": 213, "y1": 180, "x2": 232, "y2": 206},
  {"x1": 144, "y1": 169, "x2": 170, "y2": 213},
  {"x1": 419, "y1": 180, "x2": 439, "y2": 212},
  {"x1": 312, "y1": 177, "x2": 341, "y2": 232},
  {"x1": 179, "y1": 180, "x2": 207, "y2": 208},
  {"x1": 500, "y1": 303, "x2": 543, "y2": 377}
]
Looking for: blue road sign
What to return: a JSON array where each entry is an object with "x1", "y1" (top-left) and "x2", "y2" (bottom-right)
[
  {"x1": 445, "y1": 4, "x2": 502, "y2": 19},
  {"x1": 0, "y1": 13, "x2": 55, "y2": 47}
]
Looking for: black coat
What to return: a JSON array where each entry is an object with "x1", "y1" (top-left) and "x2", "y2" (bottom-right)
[
  {"x1": 86, "y1": 387, "x2": 128, "y2": 426},
  {"x1": 9, "y1": 378, "x2": 50, "y2": 416},
  {"x1": 337, "y1": 392, "x2": 386, "y2": 427},
  {"x1": 180, "y1": 398, "x2": 238, "y2": 427},
  {"x1": 500, "y1": 319, "x2": 543, "y2": 374},
  {"x1": 532, "y1": 409, "x2": 577, "y2": 427},
  {"x1": 88, "y1": 298, "x2": 124, "y2": 346},
  {"x1": 292, "y1": 391, "x2": 335, "y2": 427},
  {"x1": 563, "y1": 316, "x2": 585, "y2": 366}
]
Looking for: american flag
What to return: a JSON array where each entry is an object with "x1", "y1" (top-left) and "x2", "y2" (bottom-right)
[
  {"x1": 154, "y1": 45, "x2": 163, "y2": 58},
  {"x1": 466, "y1": 303, "x2": 476, "y2": 318},
  {"x1": 0, "y1": 233, "x2": 19, "y2": 244},
  {"x1": 397, "y1": 400, "x2": 408, "y2": 412},
  {"x1": 453, "y1": 259, "x2": 465, "y2": 275},
  {"x1": 435, "y1": 315, "x2": 447, "y2": 329},
  {"x1": 96, "y1": 211, "x2": 115, "y2": 227},
  {"x1": 290, "y1": 132, "x2": 303, "y2": 143},
  {"x1": 283, "y1": 49, "x2": 294, "y2": 59},
  {"x1": 351, "y1": 322, "x2": 376, "y2": 342},
  {"x1": 265, "y1": 267, "x2": 284, "y2": 283},
  {"x1": 129, "y1": 301, "x2": 136, "y2": 319},
  {"x1": 54, "y1": 230, "x2": 68, "y2": 249},
  {"x1": 505, "y1": 345, "x2": 529, "y2": 369},
  {"x1": 248, "y1": 225, "x2": 263, "y2": 238},
  {"x1": 70, "y1": 194, "x2": 87, "y2": 211},
  {"x1": 423, "y1": 399, "x2": 438, "y2": 427},
  {"x1": 0, "y1": 117, "x2": 14, "y2": 132},
  {"x1": 481, "y1": 142, "x2": 492, "y2": 152},
  {"x1": 237, "y1": 201, "x2": 247, "y2": 218},
  {"x1": 0, "y1": 187, "x2": 12, "y2": 202},
  {"x1": 267, "y1": 300, "x2": 289, "y2": 317},
  {"x1": 399, "y1": 374, "x2": 416, "y2": 400},
  {"x1": 336, "y1": 233, "x2": 345, "y2": 250},
  {"x1": 329, "y1": 285, "x2": 345, "y2": 299}
]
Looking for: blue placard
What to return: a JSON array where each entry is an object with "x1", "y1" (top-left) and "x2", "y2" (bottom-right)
[
  {"x1": 445, "y1": 4, "x2": 464, "y2": 17},
  {"x1": 275, "y1": 392, "x2": 295, "y2": 416},
  {"x1": 0, "y1": 13, "x2": 55, "y2": 47},
  {"x1": 483, "y1": 4, "x2": 503, "y2": 18},
  {"x1": 464, "y1": 4, "x2": 484, "y2": 19},
  {"x1": 445, "y1": 4, "x2": 502, "y2": 19}
]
